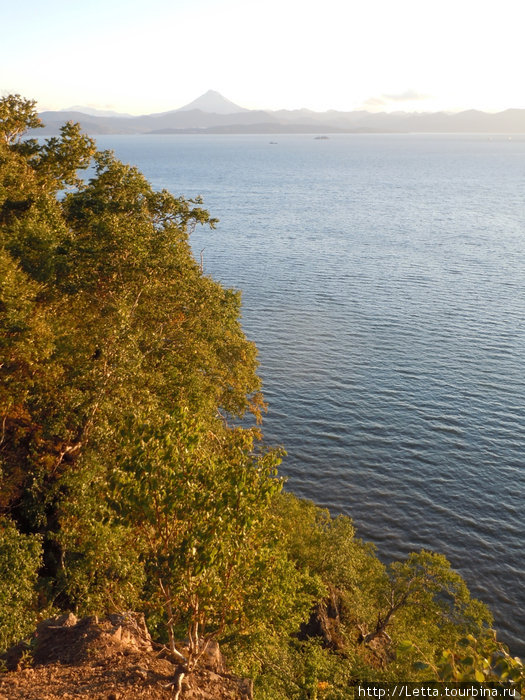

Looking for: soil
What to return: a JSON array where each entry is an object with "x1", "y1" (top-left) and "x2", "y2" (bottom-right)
[{"x1": 0, "y1": 614, "x2": 253, "y2": 700}]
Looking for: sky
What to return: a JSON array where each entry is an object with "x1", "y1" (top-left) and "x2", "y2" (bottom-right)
[{"x1": 2, "y1": 0, "x2": 524, "y2": 115}]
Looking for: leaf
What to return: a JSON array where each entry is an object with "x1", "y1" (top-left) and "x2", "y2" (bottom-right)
[{"x1": 414, "y1": 661, "x2": 430, "y2": 671}]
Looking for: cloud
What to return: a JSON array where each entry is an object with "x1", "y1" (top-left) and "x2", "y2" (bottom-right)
[
  {"x1": 361, "y1": 96, "x2": 388, "y2": 109},
  {"x1": 360, "y1": 90, "x2": 431, "y2": 111},
  {"x1": 383, "y1": 90, "x2": 430, "y2": 102},
  {"x1": 86, "y1": 103, "x2": 118, "y2": 110}
]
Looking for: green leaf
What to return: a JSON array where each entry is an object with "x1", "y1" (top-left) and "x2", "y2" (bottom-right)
[{"x1": 414, "y1": 662, "x2": 430, "y2": 671}]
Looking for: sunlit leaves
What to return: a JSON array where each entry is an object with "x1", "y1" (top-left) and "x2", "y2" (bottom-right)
[
  {"x1": 432, "y1": 633, "x2": 525, "y2": 685},
  {"x1": 0, "y1": 518, "x2": 42, "y2": 651},
  {"x1": 0, "y1": 95, "x2": 42, "y2": 145},
  {"x1": 108, "y1": 405, "x2": 286, "y2": 663}
]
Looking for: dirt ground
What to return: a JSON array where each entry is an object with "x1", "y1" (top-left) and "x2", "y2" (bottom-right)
[{"x1": 0, "y1": 614, "x2": 252, "y2": 700}]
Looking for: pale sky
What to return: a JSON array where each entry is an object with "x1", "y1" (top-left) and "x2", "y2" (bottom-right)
[{"x1": 2, "y1": 0, "x2": 524, "y2": 115}]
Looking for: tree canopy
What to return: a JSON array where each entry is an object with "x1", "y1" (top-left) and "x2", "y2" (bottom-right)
[{"x1": 0, "y1": 94, "x2": 285, "y2": 653}]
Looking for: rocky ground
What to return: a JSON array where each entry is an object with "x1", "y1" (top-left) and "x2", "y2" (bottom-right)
[{"x1": 0, "y1": 614, "x2": 252, "y2": 700}]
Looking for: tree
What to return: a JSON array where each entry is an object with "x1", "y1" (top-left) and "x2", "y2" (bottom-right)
[
  {"x1": 0, "y1": 248, "x2": 55, "y2": 512},
  {"x1": 398, "y1": 629, "x2": 524, "y2": 687},
  {"x1": 1, "y1": 95, "x2": 299, "y2": 667},
  {"x1": 0, "y1": 95, "x2": 42, "y2": 145},
  {"x1": 269, "y1": 496, "x2": 494, "y2": 691},
  {"x1": 359, "y1": 551, "x2": 492, "y2": 654},
  {"x1": 107, "y1": 407, "x2": 292, "y2": 668}
]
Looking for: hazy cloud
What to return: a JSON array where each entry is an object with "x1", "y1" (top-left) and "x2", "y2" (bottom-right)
[
  {"x1": 361, "y1": 90, "x2": 431, "y2": 110},
  {"x1": 383, "y1": 90, "x2": 430, "y2": 102},
  {"x1": 86, "y1": 103, "x2": 118, "y2": 110},
  {"x1": 361, "y1": 96, "x2": 388, "y2": 108}
]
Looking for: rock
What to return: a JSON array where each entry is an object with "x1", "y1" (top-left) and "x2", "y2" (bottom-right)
[
  {"x1": 36, "y1": 613, "x2": 78, "y2": 633},
  {"x1": 107, "y1": 613, "x2": 152, "y2": 652},
  {"x1": 299, "y1": 587, "x2": 346, "y2": 650},
  {"x1": 239, "y1": 678, "x2": 254, "y2": 699},
  {"x1": 3, "y1": 641, "x2": 31, "y2": 671},
  {"x1": 200, "y1": 639, "x2": 225, "y2": 673}
]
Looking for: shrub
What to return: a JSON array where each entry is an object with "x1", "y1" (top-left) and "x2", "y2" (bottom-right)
[{"x1": 0, "y1": 518, "x2": 42, "y2": 651}]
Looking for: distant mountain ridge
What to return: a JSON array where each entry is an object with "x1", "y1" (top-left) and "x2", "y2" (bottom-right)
[
  {"x1": 63, "y1": 106, "x2": 134, "y2": 118},
  {"x1": 37, "y1": 91, "x2": 525, "y2": 134},
  {"x1": 174, "y1": 89, "x2": 248, "y2": 114}
]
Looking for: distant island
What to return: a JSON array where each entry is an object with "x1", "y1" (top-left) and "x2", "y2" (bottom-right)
[{"x1": 36, "y1": 89, "x2": 525, "y2": 135}]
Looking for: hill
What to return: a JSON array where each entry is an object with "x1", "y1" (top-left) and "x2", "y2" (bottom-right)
[{"x1": 36, "y1": 91, "x2": 525, "y2": 134}]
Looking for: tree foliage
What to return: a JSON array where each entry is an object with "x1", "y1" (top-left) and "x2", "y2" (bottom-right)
[
  {"x1": 0, "y1": 95, "x2": 313, "y2": 670},
  {"x1": 0, "y1": 94, "x2": 42, "y2": 145},
  {"x1": 108, "y1": 407, "x2": 290, "y2": 666},
  {"x1": 0, "y1": 518, "x2": 42, "y2": 650},
  {"x1": 256, "y1": 494, "x2": 495, "y2": 695}
]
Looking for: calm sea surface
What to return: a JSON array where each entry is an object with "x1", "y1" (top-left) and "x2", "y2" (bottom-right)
[{"x1": 96, "y1": 134, "x2": 525, "y2": 654}]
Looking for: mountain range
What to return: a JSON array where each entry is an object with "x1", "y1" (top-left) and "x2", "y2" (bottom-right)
[{"x1": 36, "y1": 89, "x2": 525, "y2": 135}]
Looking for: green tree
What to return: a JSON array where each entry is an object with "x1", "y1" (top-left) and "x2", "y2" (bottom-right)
[
  {"x1": 0, "y1": 518, "x2": 42, "y2": 651},
  {"x1": 269, "y1": 496, "x2": 494, "y2": 691},
  {"x1": 399, "y1": 630, "x2": 524, "y2": 689},
  {"x1": 1, "y1": 95, "x2": 303, "y2": 668},
  {"x1": 361, "y1": 551, "x2": 491, "y2": 646},
  {"x1": 107, "y1": 407, "x2": 293, "y2": 667},
  {"x1": 0, "y1": 95, "x2": 42, "y2": 145},
  {"x1": 434, "y1": 632, "x2": 524, "y2": 686}
]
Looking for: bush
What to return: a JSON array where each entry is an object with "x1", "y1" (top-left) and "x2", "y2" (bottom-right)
[{"x1": 0, "y1": 518, "x2": 42, "y2": 651}]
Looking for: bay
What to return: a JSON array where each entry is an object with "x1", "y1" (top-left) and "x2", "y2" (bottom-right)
[{"x1": 95, "y1": 133, "x2": 525, "y2": 654}]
